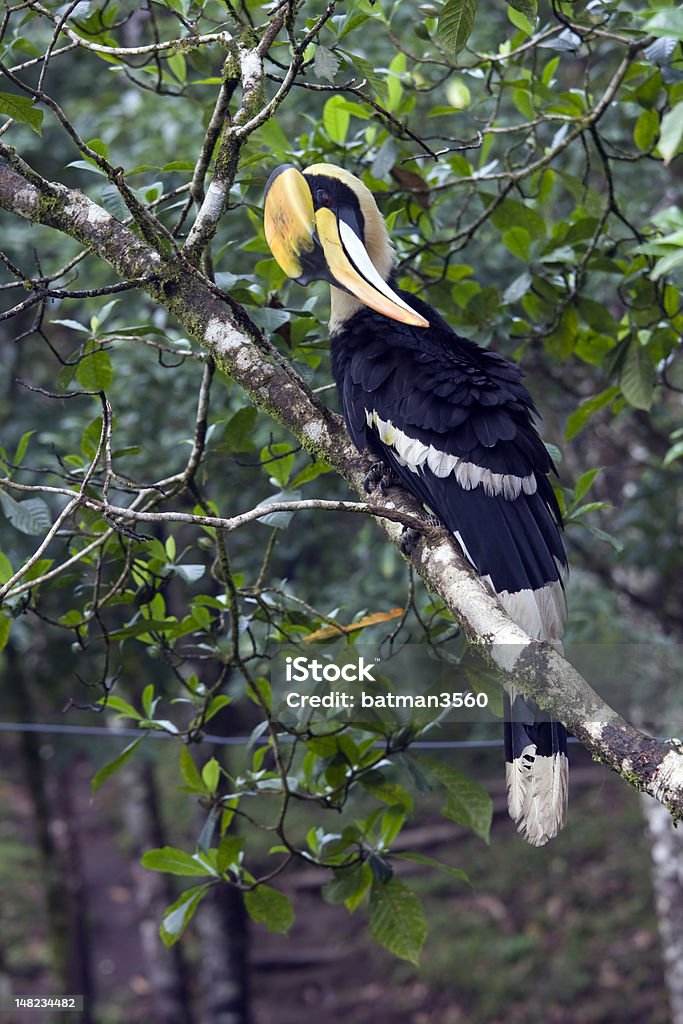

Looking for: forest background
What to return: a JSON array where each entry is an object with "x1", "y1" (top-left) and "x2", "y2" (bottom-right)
[{"x1": 0, "y1": 0, "x2": 682, "y2": 1021}]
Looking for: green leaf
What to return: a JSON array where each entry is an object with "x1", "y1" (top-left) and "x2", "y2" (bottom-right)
[
  {"x1": 659, "y1": 101, "x2": 683, "y2": 166},
  {"x1": 323, "y1": 95, "x2": 351, "y2": 145},
  {"x1": 201, "y1": 757, "x2": 221, "y2": 795},
  {"x1": 0, "y1": 491, "x2": 51, "y2": 536},
  {"x1": 567, "y1": 500, "x2": 610, "y2": 520},
  {"x1": 99, "y1": 694, "x2": 144, "y2": 720},
  {"x1": 92, "y1": 738, "x2": 143, "y2": 792},
  {"x1": 107, "y1": 618, "x2": 179, "y2": 640},
  {"x1": 0, "y1": 613, "x2": 12, "y2": 654},
  {"x1": 343, "y1": 51, "x2": 389, "y2": 104},
  {"x1": 419, "y1": 756, "x2": 492, "y2": 842},
  {"x1": 650, "y1": 248, "x2": 683, "y2": 281},
  {"x1": 160, "y1": 883, "x2": 212, "y2": 947},
  {"x1": 180, "y1": 746, "x2": 205, "y2": 791},
  {"x1": 394, "y1": 852, "x2": 469, "y2": 884},
  {"x1": 80, "y1": 416, "x2": 104, "y2": 460},
  {"x1": 663, "y1": 440, "x2": 683, "y2": 466},
  {"x1": 291, "y1": 459, "x2": 332, "y2": 487},
  {"x1": 503, "y1": 271, "x2": 532, "y2": 305},
  {"x1": 13, "y1": 430, "x2": 34, "y2": 467},
  {"x1": 244, "y1": 885, "x2": 295, "y2": 934},
  {"x1": 369, "y1": 877, "x2": 427, "y2": 965},
  {"x1": 386, "y1": 52, "x2": 406, "y2": 112},
  {"x1": 167, "y1": 51, "x2": 186, "y2": 84},
  {"x1": 248, "y1": 307, "x2": 291, "y2": 332},
  {"x1": 141, "y1": 846, "x2": 215, "y2": 877},
  {"x1": 0, "y1": 551, "x2": 14, "y2": 585},
  {"x1": 0, "y1": 92, "x2": 43, "y2": 135},
  {"x1": 86, "y1": 137, "x2": 109, "y2": 161},
  {"x1": 491, "y1": 199, "x2": 546, "y2": 240},
  {"x1": 644, "y1": 9, "x2": 683, "y2": 41},
  {"x1": 508, "y1": 0, "x2": 536, "y2": 17},
  {"x1": 222, "y1": 406, "x2": 258, "y2": 453},
  {"x1": 664, "y1": 284, "x2": 679, "y2": 317},
  {"x1": 379, "y1": 806, "x2": 406, "y2": 848},
  {"x1": 573, "y1": 467, "x2": 601, "y2": 504},
  {"x1": 620, "y1": 336, "x2": 654, "y2": 410},
  {"x1": 502, "y1": 227, "x2": 531, "y2": 262},
  {"x1": 246, "y1": 676, "x2": 272, "y2": 712},
  {"x1": 444, "y1": 77, "x2": 471, "y2": 110},
  {"x1": 314, "y1": 45, "x2": 340, "y2": 83},
  {"x1": 255, "y1": 119, "x2": 291, "y2": 159},
  {"x1": 261, "y1": 442, "x2": 295, "y2": 487},
  {"x1": 196, "y1": 808, "x2": 218, "y2": 852},
  {"x1": 52, "y1": 318, "x2": 89, "y2": 333},
  {"x1": 323, "y1": 862, "x2": 372, "y2": 910},
  {"x1": 216, "y1": 834, "x2": 244, "y2": 874},
  {"x1": 360, "y1": 773, "x2": 414, "y2": 811},
  {"x1": 75, "y1": 345, "x2": 113, "y2": 391},
  {"x1": 203, "y1": 695, "x2": 232, "y2": 723},
  {"x1": 507, "y1": 2, "x2": 535, "y2": 35},
  {"x1": 101, "y1": 182, "x2": 127, "y2": 219},
  {"x1": 437, "y1": 0, "x2": 477, "y2": 55},
  {"x1": 173, "y1": 563, "x2": 205, "y2": 583},
  {"x1": 565, "y1": 386, "x2": 620, "y2": 441},
  {"x1": 255, "y1": 489, "x2": 302, "y2": 530},
  {"x1": 141, "y1": 683, "x2": 155, "y2": 718},
  {"x1": 634, "y1": 108, "x2": 659, "y2": 153}
]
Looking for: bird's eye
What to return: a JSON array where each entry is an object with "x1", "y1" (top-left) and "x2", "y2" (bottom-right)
[{"x1": 316, "y1": 188, "x2": 333, "y2": 207}]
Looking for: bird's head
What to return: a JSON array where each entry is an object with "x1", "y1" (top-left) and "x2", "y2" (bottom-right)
[{"x1": 263, "y1": 163, "x2": 429, "y2": 330}]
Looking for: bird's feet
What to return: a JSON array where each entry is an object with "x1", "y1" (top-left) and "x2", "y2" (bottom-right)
[
  {"x1": 400, "y1": 527, "x2": 422, "y2": 555},
  {"x1": 400, "y1": 514, "x2": 441, "y2": 555},
  {"x1": 364, "y1": 461, "x2": 400, "y2": 495}
]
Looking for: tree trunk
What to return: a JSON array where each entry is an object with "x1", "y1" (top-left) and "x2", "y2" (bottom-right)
[
  {"x1": 195, "y1": 884, "x2": 251, "y2": 1024},
  {"x1": 6, "y1": 641, "x2": 94, "y2": 1015},
  {"x1": 55, "y1": 764, "x2": 95, "y2": 1024},
  {"x1": 641, "y1": 793, "x2": 683, "y2": 1024},
  {"x1": 119, "y1": 755, "x2": 196, "y2": 1024}
]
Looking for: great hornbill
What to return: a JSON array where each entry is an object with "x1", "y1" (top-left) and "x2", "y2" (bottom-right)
[{"x1": 263, "y1": 162, "x2": 569, "y2": 846}]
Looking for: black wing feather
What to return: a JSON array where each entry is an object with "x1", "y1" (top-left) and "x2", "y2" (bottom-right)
[{"x1": 330, "y1": 289, "x2": 567, "y2": 606}]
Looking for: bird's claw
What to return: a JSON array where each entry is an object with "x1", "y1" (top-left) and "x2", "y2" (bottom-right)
[
  {"x1": 400, "y1": 526, "x2": 423, "y2": 555},
  {"x1": 400, "y1": 514, "x2": 441, "y2": 556},
  {"x1": 364, "y1": 461, "x2": 400, "y2": 495}
]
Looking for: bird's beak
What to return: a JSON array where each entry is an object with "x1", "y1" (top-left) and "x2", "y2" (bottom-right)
[{"x1": 264, "y1": 165, "x2": 429, "y2": 329}]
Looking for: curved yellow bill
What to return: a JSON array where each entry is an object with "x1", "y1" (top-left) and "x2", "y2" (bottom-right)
[
  {"x1": 314, "y1": 207, "x2": 429, "y2": 329},
  {"x1": 264, "y1": 166, "x2": 316, "y2": 279}
]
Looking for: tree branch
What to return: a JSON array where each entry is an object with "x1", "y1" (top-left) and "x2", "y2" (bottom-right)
[
  {"x1": 0, "y1": 149, "x2": 681, "y2": 821},
  {"x1": 25, "y1": 4, "x2": 234, "y2": 58}
]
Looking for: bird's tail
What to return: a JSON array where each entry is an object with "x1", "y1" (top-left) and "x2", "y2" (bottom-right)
[{"x1": 504, "y1": 689, "x2": 568, "y2": 846}]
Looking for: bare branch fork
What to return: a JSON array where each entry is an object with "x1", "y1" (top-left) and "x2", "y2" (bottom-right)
[{"x1": 0, "y1": 153, "x2": 681, "y2": 820}]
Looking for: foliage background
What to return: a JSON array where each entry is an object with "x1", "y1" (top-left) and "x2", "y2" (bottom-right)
[{"x1": 0, "y1": 0, "x2": 682, "y2": 1021}]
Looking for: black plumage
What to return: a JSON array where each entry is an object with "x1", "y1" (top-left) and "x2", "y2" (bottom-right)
[{"x1": 330, "y1": 289, "x2": 567, "y2": 601}]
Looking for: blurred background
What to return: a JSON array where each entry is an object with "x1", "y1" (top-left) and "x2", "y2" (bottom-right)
[{"x1": 1, "y1": 0, "x2": 682, "y2": 1021}]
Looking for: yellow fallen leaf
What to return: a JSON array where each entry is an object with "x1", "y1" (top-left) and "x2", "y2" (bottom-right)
[{"x1": 302, "y1": 608, "x2": 405, "y2": 643}]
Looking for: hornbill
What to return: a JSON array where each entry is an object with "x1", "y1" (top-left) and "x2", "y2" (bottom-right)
[{"x1": 263, "y1": 163, "x2": 569, "y2": 846}]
